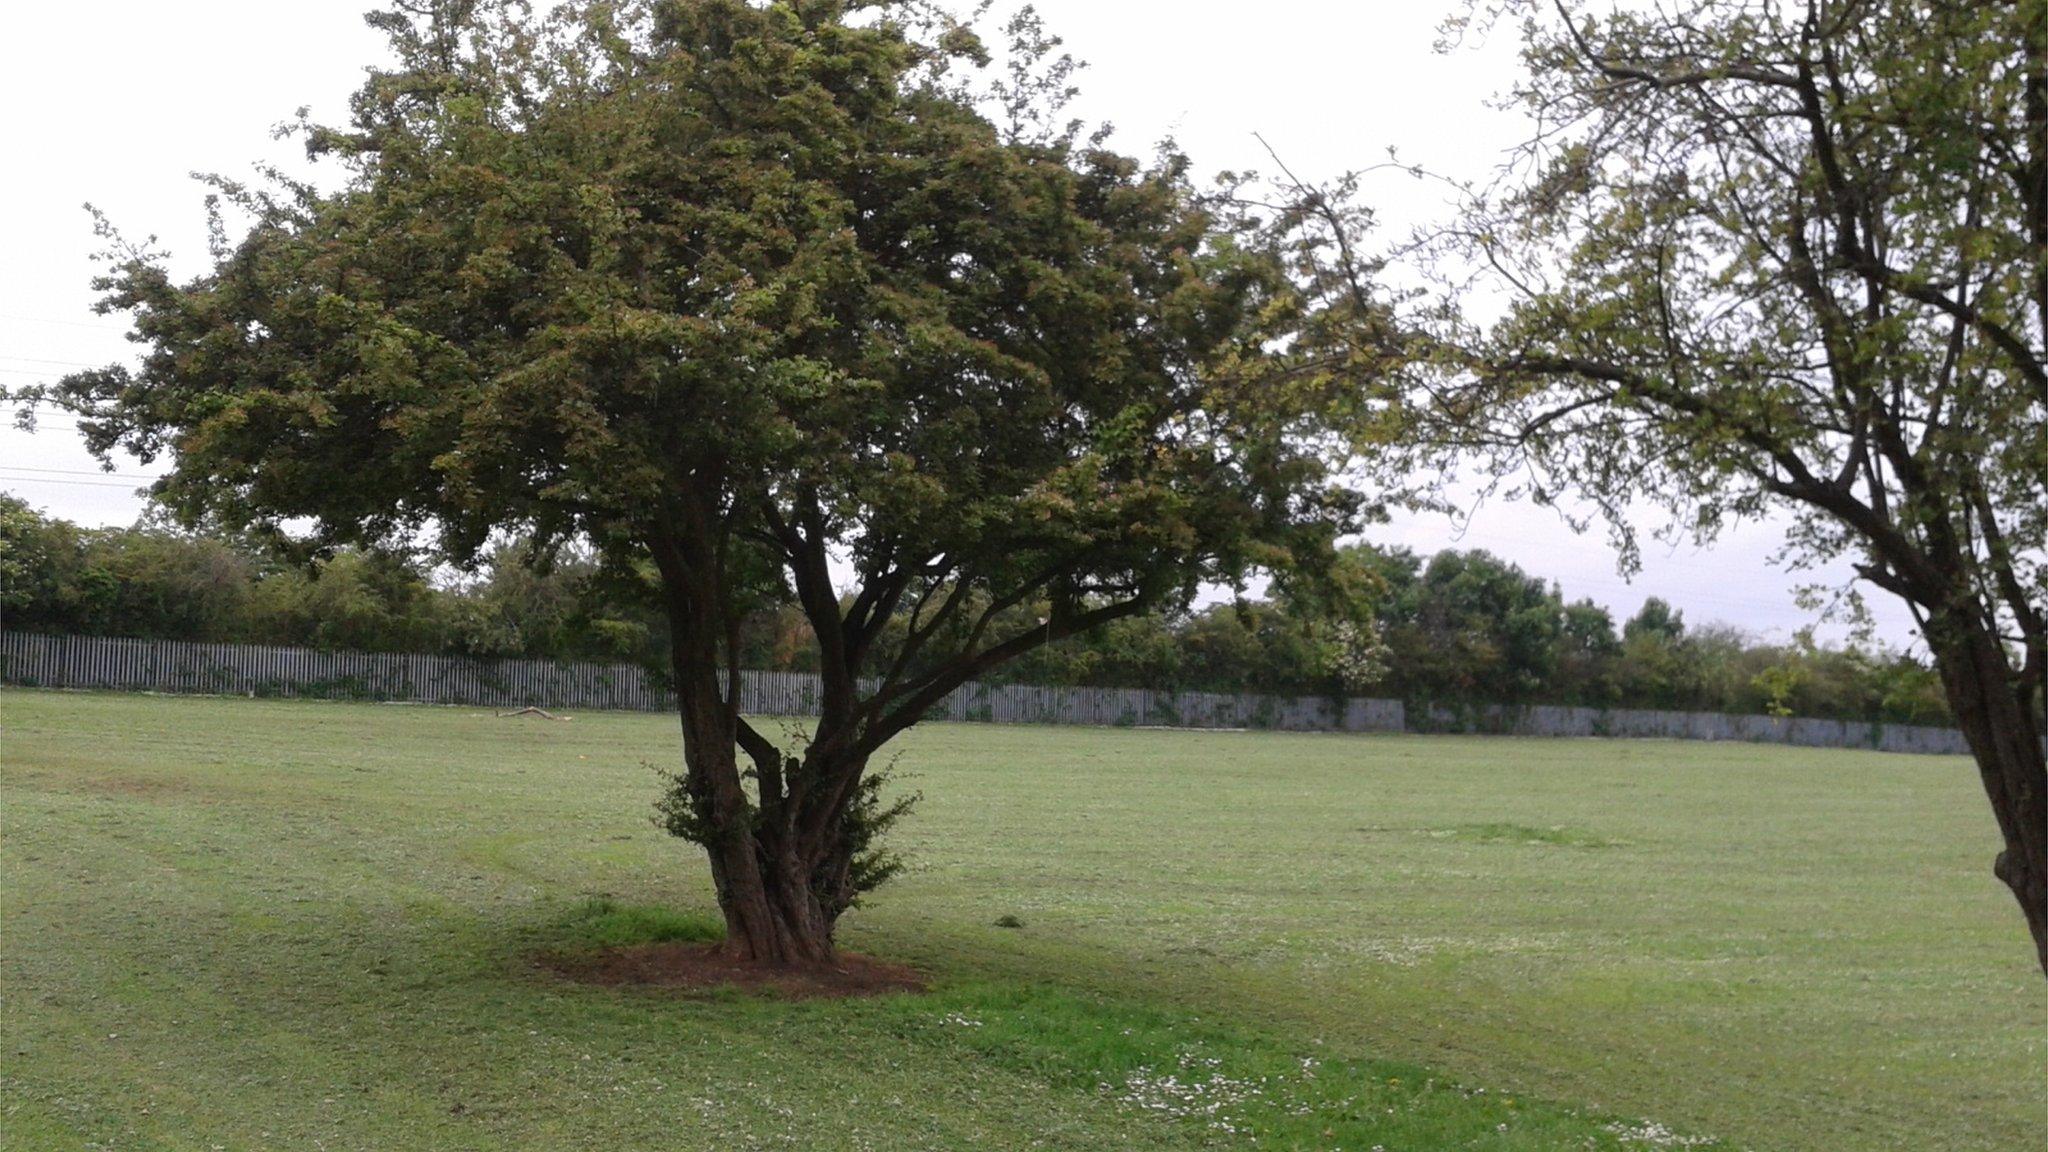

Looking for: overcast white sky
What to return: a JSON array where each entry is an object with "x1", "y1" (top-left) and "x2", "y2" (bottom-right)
[{"x1": 0, "y1": 1, "x2": 1920, "y2": 647}]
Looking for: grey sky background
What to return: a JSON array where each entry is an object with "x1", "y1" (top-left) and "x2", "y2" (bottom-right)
[{"x1": 0, "y1": 0, "x2": 1919, "y2": 647}]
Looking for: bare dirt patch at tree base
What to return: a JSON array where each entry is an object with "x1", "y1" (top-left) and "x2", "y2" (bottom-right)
[{"x1": 539, "y1": 942, "x2": 927, "y2": 999}]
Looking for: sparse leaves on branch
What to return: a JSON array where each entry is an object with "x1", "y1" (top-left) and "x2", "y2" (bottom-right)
[{"x1": 1412, "y1": 0, "x2": 2048, "y2": 973}]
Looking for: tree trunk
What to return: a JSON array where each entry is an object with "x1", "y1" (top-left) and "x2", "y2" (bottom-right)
[
  {"x1": 671, "y1": 694, "x2": 840, "y2": 966},
  {"x1": 703, "y1": 824, "x2": 837, "y2": 965},
  {"x1": 1929, "y1": 620, "x2": 2048, "y2": 977},
  {"x1": 654, "y1": 534, "x2": 844, "y2": 969}
]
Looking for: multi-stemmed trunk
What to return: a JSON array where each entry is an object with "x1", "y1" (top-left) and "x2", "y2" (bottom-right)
[
  {"x1": 651, "y1": 530, "x2": 855, "y2": 967},
  {"x1": 668, "y1": 660, "x2": 866, "y2": 966},
  {"x1": 647, "y1": 507, "x2": 1147, "y2": 968},
  {"x1": 678, "y1": 742, "x2": 834, "y2": 964}
]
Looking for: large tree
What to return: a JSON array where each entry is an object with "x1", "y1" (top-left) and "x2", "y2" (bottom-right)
[
  {"x1": 31, "y1": 0, "x2": 1371, "y2": 964},
  {"x1": 1414, "y1": 0, "x2": 2047, "y2": 971}
]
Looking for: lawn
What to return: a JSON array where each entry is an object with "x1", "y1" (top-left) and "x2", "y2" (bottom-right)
[{"x1": 1, "y1": 689, "x2": 2039, "y2": 1150}]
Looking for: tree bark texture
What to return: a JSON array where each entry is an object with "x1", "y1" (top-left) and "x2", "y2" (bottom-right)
[{"x1": 1928, "y1": 619, "x2": 2048, "y2": 975}]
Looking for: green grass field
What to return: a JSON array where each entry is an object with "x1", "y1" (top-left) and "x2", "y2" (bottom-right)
[{"x1": 3, "y1": 690, "x2": 2041, "y2": 1150}]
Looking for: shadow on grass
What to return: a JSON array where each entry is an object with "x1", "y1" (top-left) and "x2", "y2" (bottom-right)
[{"x1": 516, "y1": 902, "x2": 1721, "y2": 1148}]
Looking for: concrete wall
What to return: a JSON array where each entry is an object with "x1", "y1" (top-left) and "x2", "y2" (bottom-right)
[
  {"x1": 0, "y1": 632, "x2": 1402, "y2": 734},
  {"x1": 7, "y1": 631, "x2": 2021, "y2": 756}
]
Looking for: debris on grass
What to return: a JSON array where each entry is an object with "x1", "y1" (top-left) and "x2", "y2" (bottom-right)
[
  {"x1": 497, "y1": 706, "x2": 572, "y2": 720},
  {"x1": 1605, "y1": 1119, "x2": 1721, "y2": 1148}
]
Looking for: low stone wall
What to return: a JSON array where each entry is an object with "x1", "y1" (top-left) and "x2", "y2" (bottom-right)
[
  {"x1": 5, "y1": 631, "x2": 2014, "y2": 755},
  {"x1": 0, "y1": 632, "x2": 1402, "y2": 733},
  {"x1": 1413, "y1": 701, "x2": 1988, "y2": 757}
]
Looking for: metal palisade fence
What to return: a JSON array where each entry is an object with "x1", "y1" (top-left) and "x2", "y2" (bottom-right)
[
  {"x1": 1, "y1": 631, "x2": 2012, "y2": 756},
  {"x1": 0, "y1": 631, "x2": 1401, "y2": 733}
]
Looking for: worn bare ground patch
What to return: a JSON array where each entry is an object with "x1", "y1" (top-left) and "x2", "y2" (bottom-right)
[
  {"x1": 5, "y1": 768, "x2": 196, "y2": 801},
  {"x1": 538, "y1": 942, "x2": 927, "y2": 999},
  {"x1": 83, "y1": 773, "x2": 196, "y2": 799}
]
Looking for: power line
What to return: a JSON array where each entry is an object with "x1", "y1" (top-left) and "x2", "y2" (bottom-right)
[
  {"x1": 0, "y1": 474, "x2": 148, "y2": 490},
  {"x1": 3, "y1": 464, "x2": 160, "y2": 481},
  {"x1": 0, "y1": 366, "x2": 108, "y2": 380},
  {"x1": 0, "y1": 312, "x2": 131, "y2": 332},
  {"x1": 0, "y1": 415, "x2": 85, "y2": 429},
  {"x1": 0, "y1": 403, "x2": 87, "y2": 432},
  {"x1": 0, "y1": 354, "x2": 110, "y2": 369},
  {"x1": 0, "y1": 354, "x2": 114, "y2": 366},
  {"x1": 0, "y1": 397, "x2": 87, "y2": 428}
]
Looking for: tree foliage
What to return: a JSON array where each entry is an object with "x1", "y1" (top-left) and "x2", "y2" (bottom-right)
[
  {"x1": 0, "y1": 496, "x2": 664, "y2": 662},
  {"x1": 1413, "y1": 0, "x2": 2047, "y2": 970},
  {"x1": 26, "y1": 0, "x2": 1376, "y2": 963}
]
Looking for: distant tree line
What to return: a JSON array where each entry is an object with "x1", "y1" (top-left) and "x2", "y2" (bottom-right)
[
  {"x1": 0, "y1": 495, "x2": 663, "y2": 666},
  {"x1": 2, "y1": 495, "x2": 1948, "y2": 725}
]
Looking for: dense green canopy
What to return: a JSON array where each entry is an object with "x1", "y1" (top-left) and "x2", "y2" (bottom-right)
[{"x1": 35, "y1": 0, "x2": 1377, "y2": 961}]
